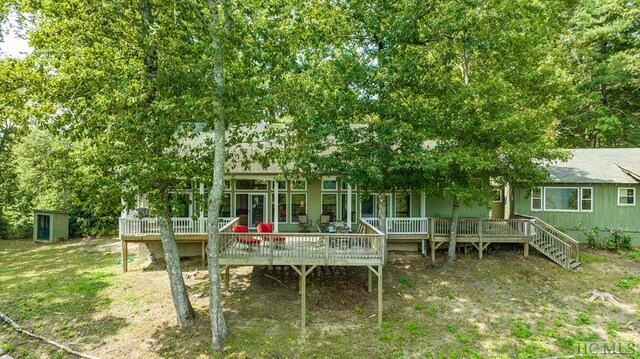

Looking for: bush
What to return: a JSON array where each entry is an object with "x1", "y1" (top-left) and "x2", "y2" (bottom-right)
[
  {"x1": 605, "y1": 228, "x2": 635, "y2": 251},
  {"x1": 69, "y1": 207, "x2": 118, "y2": 238},
  {"x1": 576, "y1": 222, "x2": 603, "y2": 249}
]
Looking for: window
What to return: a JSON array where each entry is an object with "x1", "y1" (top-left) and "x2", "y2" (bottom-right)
[
  {"x1": 341, "y1": 181, "x2": 355, "y2": 191},
  {"x1": 271, "y1": 180, "x2": 287, "y2": 190},
  {"x1": 360, "y1": 195, "x2": 375, "y2": 218},
  {"x1": 580, "y1": 188, "x2": 592, "y2": 211},
  {"x1": 271, "y1": 193, "x2": 287, "y2": 223},
  {"x1": 291, "y1": 193, "x2": 307, "y2": 223},
  {"x1": 322, "y1": 179, "x2": 337, "y2": 191},
  {"x1": 544, "y1": 187, "x2": 579, "y2": 211},
  {"x1": 235, "y1": 179, "x2": 268, "y2": 190},
  {"x1": 618, "y1": 188, "x2": 636, "y2": 206},
  {"x1": 531, "y1": 187, "x2": 542, "y2": 211},
  {"x1": 395, "y1": 193, "x2": 411, "y2": 217},
  {"x1": 291, "y1": 180, "x2": 306, "y2": 191},
  {"x1": 321, "y1": 193, "x2": 338, "y2": 221},
  {"x1": 492, "y1": 189, "x2": 502, "y2": 202}
]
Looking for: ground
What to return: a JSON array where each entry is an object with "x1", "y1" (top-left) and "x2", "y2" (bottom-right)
[{"x1": 0, "y1": 239, "x2": 638, "y2": 359}]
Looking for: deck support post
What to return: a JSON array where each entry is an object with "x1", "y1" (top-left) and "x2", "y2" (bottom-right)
[
  {"x1": 524, "y1": 241, "x2": 529, "y2": 257},
  {"x1": 201, "y1": 241, "x2": 206, "y2": 266},
  {"x1": 478, "y1": 242, "x2": 483, "y2": 259},
  {"x1": 224, "y1": 266, "x2": 230, "y2": 291},
  {"x1": 367, "y1": 267, "x2": 372, "y2": 293},
  {"x1": 122, "y1": 240, "x2": 128, "y2": 273},
  {"x1": 377, "y1": 264, "x2": 383, "y2": 327},
  {"x1": 301, "y1": 264, "x2": 306, "y2": 329},
  {"x1": 430, "y1": 240, "x2": 436, "y2": 262}
]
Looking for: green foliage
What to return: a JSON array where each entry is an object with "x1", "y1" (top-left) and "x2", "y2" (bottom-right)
[
  {"x1": 614, "y1": 276, "x2": 640, "y2": 289},
  {"x1": 575, "y1": 313, "x2": 592, "y2": 325},
  {"x1": 628, "y1": 251, "x2": 640, "y2": 261},
  {"x1": 510, "y1": 319, "x2": 534, "y2": 339},
  {"x1": 414, "y1": 304, "x2": 423, "y2": 311},
  {"x1": 605, "y1": 228, "x2": 634, "y2": 251},
  {"x1": 399, "y1": 278, "x2": 415, "y2": 288},
  {"x1": 576, "y1": 222, "x2": 603, "y2": 249},
  {"x1": 0, "y1": 343, "x2": 14, "y2": 353}
]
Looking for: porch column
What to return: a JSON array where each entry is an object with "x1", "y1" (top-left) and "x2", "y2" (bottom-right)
[
  {"x1": 274, "y1": 180, "x2": 279, "y2": 232},
  {"x1": 199, "y1": 183, "x2": 205, "y2": 233},
  {"x1": 420, "y1": 191, "x2": 426, "y2": 217},
  {"x1": 347, "y1": 184, "x2": 352, "y2": 228}
]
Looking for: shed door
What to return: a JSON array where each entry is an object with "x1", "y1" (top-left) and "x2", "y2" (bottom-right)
[{"x1": 37, "y1": 215, "x2": 50, "y2": 240}]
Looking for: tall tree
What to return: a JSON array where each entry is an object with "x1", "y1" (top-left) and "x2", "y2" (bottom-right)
[
  {"x1": 559, "y1": 0, "x2": 640, "y2": 147},
  {"x1": 23, "y1": 0, "x2": 198, "y2": 325}
]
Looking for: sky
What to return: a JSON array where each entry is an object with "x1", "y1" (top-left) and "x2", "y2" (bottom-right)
[{"x1": 0, "y1": 11, "x2": 32, "y2": 58}]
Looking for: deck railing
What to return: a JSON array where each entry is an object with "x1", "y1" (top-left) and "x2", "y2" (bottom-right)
[
  {"x1": 385, "y1": 217, "x2": 429, "y2": 234},
  {"x1": 431, "y1": 218, "x2": 531, "y2": 238},
  {"x1": 119, "y1": 217, "x2": 235, "y2": 236},
  {"x1": 218, "y1": 219, "x2": 384, "y2": 262}
]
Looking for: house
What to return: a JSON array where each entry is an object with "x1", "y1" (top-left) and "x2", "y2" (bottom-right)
[{"x1": 513, "y1": 148, "x2": 640, "y2": 245}]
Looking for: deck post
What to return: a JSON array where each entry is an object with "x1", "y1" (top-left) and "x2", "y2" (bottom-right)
[
  {"x1": 367, "y1": 267, "x2": 372, "y2": 293},
  {"x1": 274, "y1": 180, "x2": 279, "y2": 233},
  {"x1": 420, "y1": 191, "x2": 426, "y2": 217},
  {"x1": 301, "y1": 264, "x2": 307, "y2": 329},
  {"x1": 524, "y1": 241, "x2": 529, "y2": 257},
  {"x1": 430, "y1": 240, "x2": 436, "y2": 262},
  {"x1": 225, "y1": 266, "x2": 230, "y2": 291},
  {"x1": 377, "y1": 264, "x2": 383, "y2": 327},
  {"x1": 122, "y1": 240, "x2": 128, "y2": 273},
  {"x1": 201, "y1": 241, "x2": 206, "y2": 266},
  {"x1": 347, "y1": 184, "x2": 352, "y2": 228}
]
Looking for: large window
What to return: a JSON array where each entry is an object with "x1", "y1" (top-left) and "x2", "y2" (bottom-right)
[
  {"x1": 395, "y1": 193, "x2": 411, "y2": 217},
  {"x1": 360, "y1": 195, "x2": 375, "y2": 218},
  {"x1": 533, "y1": 186, "x2": 594, "y2": 212},
  {"x1": 321, "y1": 193, "x2": 338, "y2": 221},
  {"x1": 531, "y1": 187, "x2": 542, "y2": 211},
  {"x1": 618, "y1": 188, "x2": 636, "y2": 206},
  {"x1": 291, "y1": 193, "x2": 307, "y2": 223},
  {"x1": 291, "y1": 180, "x2": 307, "y2": 191},
  {"x1": 322, "y1": 179, "x2": 337, "y2": 191},
  {"x1": 544, "y1": 187, "x2": 579, "y2": 211}
]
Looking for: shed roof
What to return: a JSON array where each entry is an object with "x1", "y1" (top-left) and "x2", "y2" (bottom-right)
[{"x1": 547, "y1": 148, "x2": 640, "y2": 184}]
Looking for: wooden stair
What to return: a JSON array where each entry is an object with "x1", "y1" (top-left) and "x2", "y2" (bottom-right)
[{"x1": 528, "y1": 218, "x2": 581, "y2": 270}]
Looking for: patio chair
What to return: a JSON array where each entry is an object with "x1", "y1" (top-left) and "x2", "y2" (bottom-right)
[
  {"x1": 317, "y1": 214, "x2": 331, "y2": 232},
  {"x1": 298, "y1": 214, "x2": 311, "y2": 232},
  {"x1": 257, "y1": 222, "x2": 285, "y2": 249},
  {"x1": 232, "y1": 225, "x2": 260, "y2": 250}
]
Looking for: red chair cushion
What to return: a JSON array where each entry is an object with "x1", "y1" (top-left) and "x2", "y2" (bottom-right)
[
  {"x1": 257, "y1": 222, "x2": 272, "y2": 233},
  {"x1": 233, "y1": 225, "x2": 249, "y2": 233}
]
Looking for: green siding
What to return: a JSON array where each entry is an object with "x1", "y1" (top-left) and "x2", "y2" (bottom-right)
[
  {"x1": 33, "y1": 210, "x2": 69, "y2": 242},
  {"x1": 424, "y1": 197, "x2": 489, "y2": 218},
  {"x1": 514, "y1": 184, "x2": 640, "y2": 244}
]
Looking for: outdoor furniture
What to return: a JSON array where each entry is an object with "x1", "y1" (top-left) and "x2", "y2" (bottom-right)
[
  {"x1": 317, "y1": 214, "x2": 331, "y2": 232},
  {"x1": 233, "y1": 225, "x2": 260, "y2": 250},
  {"x1": 298, "y1": 214, "x2": 311, "y2": 232},
  {"x1": 257, "y1": 222, "x2": 285, "y2": 249}
]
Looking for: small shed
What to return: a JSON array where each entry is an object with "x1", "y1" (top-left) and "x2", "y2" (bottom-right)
[{"x1": 33, "y1": 209, "x2": 69, "y2": 243}]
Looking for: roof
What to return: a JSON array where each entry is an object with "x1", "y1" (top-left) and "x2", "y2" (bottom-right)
[
  {"x1": 547, "y1": 148, "x2": 640, "y2": 184},
  {"x1": 33, "y1": 209, "x2": 70, "y2": 215}
]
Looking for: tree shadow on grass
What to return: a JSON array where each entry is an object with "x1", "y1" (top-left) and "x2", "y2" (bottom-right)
[{"x1": 0, "y1": 239, "x2": 129, "y2": 353}]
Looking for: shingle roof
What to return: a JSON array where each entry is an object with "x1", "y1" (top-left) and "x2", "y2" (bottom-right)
[{"x1": 547, "y1": 148, "x2": 640, "y2": 184}]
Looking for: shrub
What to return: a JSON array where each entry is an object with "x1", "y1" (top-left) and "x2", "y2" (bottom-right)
[
  {"x1": 576, "y1": 222, "x2": 603, "y2": 249},
  {"x1": 605, "y1": 228, "x2": 635, "y2": 251},
  {"x1": 575, "y1": 313, "x2": 592, "y2": 325},
  {"x1": 399, "y1": 277, "x2": 414, "y2": 288},
  {"x1": 0, "y1": 214, "x2": 9, "y2": 240}
]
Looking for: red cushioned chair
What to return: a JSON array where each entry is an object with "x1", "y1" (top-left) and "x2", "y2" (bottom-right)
[
  {"x1": 233, "y1": 225, "x2": 260, "y2": 250},
  {"x1": 257, "y1": 222, "x2": 286, "y2": 249}
]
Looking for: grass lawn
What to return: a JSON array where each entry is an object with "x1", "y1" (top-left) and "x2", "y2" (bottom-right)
[{"x1": 0, "y1": 238, "x2": 639, "y2": 358}]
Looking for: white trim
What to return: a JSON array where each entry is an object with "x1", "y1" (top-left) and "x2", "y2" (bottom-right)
[
  {"x1": 290, "y1": 192, "x2": 307, "y2": 223},
  {"x1": 543, "y1": 186, "x2": 580, "y2": 212},
  {"x1": 617, "y1": 187, "x2": 636, "y2": 206},
  {"x1": 580, "y1": 187, "x2": 593, "y2": 212},
  {"x1": 271, "y1": 192, "x2": 288, "y2": 224},
  {"x1": 271, "y1": 180, "x2": 287, "y2": 190}
]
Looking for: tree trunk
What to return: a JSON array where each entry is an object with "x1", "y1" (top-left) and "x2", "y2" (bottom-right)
[
  {"x1": 447, "y1": 196, "x2": 460, "y2": 262},
  {"x1": 158, "y1": 192, "x2": 196, "y2": 326},
  {"x1": 377, "y1": 193, "x2": 387, "y2": 261},
  {"x1": 206, "y1": 0, "x2": 228, "y2": 351}
]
